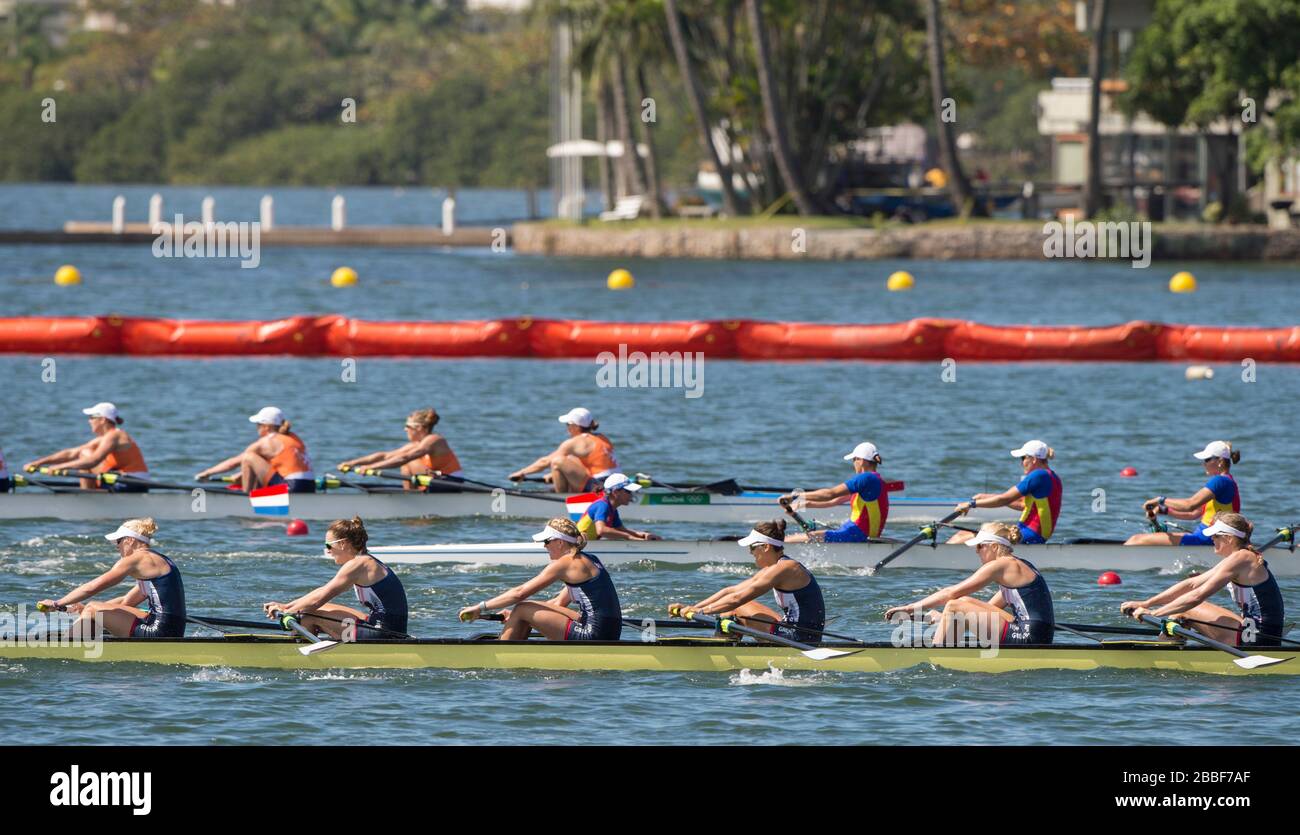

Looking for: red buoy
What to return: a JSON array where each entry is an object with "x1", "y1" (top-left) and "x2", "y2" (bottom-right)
[
  {"x1": 1120, "y1": 467, "x2": 1138, "y2": 478},
  {"x1": 1097, "y1": 571, "x2": 1122, "y2": 586},
  {"x1": 285, "y1": 519, "x2": 309, "y2": 536}
]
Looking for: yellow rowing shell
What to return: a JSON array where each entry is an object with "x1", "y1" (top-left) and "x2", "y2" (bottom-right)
[{"x1": 1, "y1": 637, "x2": 1296, "y2": 676}]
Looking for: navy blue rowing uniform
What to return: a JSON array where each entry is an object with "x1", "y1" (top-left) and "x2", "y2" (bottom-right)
[
  {"x1": 130, "y1": 551, "x2": 186, "y2": 638},
  {"x1": 771, "y1": 556, "x2": 825, "y2": 642},
  {"x1": 353, "y1": 555, "x2": 408, "y2": 638},
  {"x1": 564, "y1": 551, "x2": 622, "y2": 640},
  {"x1": 998, "y1": 557, "x2": 1054, "y2": 644},
  {"x1": 1228, "y1": 561, "x2": 1285, "y2": 647}
]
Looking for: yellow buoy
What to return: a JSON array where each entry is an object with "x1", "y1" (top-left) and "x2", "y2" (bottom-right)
[
  {"x1": 607, "y1": 268, "x2": 635, "y2": 290},
  {"x1": 330, "y1": 266, "x2": 358, "y2": 287},
  {"x1": 1169, "y1": 271, "x2": 1197, "y2": 293},
  {"x1": 54, "y1": 265, "x2": 82, "y2": 286},
  {"x1": 886, "y1": 270, "x2": 915, "y2": 291}
]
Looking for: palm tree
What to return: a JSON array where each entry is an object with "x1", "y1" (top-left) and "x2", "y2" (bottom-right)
[
  {"x1": 663, "y1": 0, "x2": 745, "y2": 215},
  {"x1": 923, "y1": 0, "x2": 974, "y2": 216},
  {"x1": 1082, "y1": 0, "x2": 1109, "y2": 218},
  {"x1": 744, "y1": 0, "x2": 818, "y2": 214}
]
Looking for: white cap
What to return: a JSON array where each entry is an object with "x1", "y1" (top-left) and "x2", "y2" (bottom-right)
[
  {"x1": 248, "y1": 406, "x2": 287, "y2": 426},
  {"x1": 965, "y1": 528, "x2": 1013, "y2": 549},
  {"x1": 843, "y1": 441, "x2": 880, "y2": 462},
  {"x1": 737, "y1": 529, "x2": 784, "y2": 549},
  {"x1": 557, "y1": 407, "x2": 594, "y2": 428},
  {"x1": 1193, "y1": 441, "x2": 1232, "y2": 461},
  {"x1": 1202, "y1": 519, "x2": 1247, "y2": 540},
  {"x1": 1010, "y1": 440, "x2": 1050, "y2": 459},
  {"x1": 82, "y1": 402, "x2": 120, "y2": 422},
  {"x1": 603, "y1": 473, "x2": 641, "y2": 493},
  {"x1": 531, "y1": 524, "x2": 579, "y2": 544},
  {"x1": 105, "y1": 525, "x2": 152, "y2": 545}
]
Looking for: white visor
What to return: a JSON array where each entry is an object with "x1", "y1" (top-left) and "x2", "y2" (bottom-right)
[
  {"x1": 105, "y1": 526, "x2": 152, "y2": 545},
  {"x1": 531, "y1": 525, "x2": 579, "y2": 544},
  {"x1": 1202, "y1": 520, "x2": 1247, "y2": 540},
  {"x1": 966, "y1": 529, "x2": 1012, "y2": 549},
  {"x1": 736, "y1": 530, "x2": 784, "y2": 549}
]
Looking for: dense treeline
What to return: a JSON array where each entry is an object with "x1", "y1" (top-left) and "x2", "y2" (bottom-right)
[{"x1": 0, "y1": 0, "x2": 594, "y2": 185}]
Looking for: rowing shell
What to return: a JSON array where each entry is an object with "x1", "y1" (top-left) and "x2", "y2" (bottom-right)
[
  {"x1": 1, "y1": 635, "x2": 1294, "y2": 675},
  {"x1": 0, "y1": 489, "x2": 1011, "y2": 525},
  {"x1": 371, "y1": 539, "x2": 1300, "y2": 576}
]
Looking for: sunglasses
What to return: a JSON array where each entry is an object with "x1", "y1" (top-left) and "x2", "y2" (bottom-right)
[{"x1": 323, "y1": 539, "x2": 344, "y2": 550}]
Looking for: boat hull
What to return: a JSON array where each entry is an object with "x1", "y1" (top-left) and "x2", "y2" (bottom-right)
[
  {"x1": 0, "y1": 490, "x2": 1008, "y2": 525},
  {"x1": 371, "y1": 539, "x2": 1300, "y2": 576},
  {"x1": 1, "y1": 636, "x2": 1294, "y2": 676}
]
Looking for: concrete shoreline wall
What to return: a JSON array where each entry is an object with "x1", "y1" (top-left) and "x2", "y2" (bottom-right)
[{"x1": 512, "y1": 223, "x2": 1300, "y2": 261}]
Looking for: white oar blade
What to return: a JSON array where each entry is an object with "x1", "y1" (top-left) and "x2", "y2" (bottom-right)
[
  {"x1": 801, "y1": 647, "x2": 855, "y2": 661},
  {"x1": 1233, "y1": 654, "x2": 1290, "y2": 670},
  {"x1": 298, "y1": 640, "x2": 340, "y2": 656}
]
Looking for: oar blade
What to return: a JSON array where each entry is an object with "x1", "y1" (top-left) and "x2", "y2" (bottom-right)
[
  {"x1": 1232, "y1": 654, "x2": 1290, "y2": 670},
  {"x1": 297, "y1": 640, "x2": 340, "y2": 656}
]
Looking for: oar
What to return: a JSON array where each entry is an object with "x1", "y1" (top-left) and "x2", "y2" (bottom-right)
[
  {"x1": 319, "y1": 473, "x2": 386, "y2": 494},
  {"x1": 866, "y1": 509, "x2": 964, "y2": 575},
  {"x1": 777, "y1": 496, "x2": 817, "y2": 534},
  {"x1": 272, "y1": 610, "x2": 339, "y2": 656},
  {"x1": 1055, "y1": 621, "x2": 1161, "y2": 637},
  {"x1": 359, "y1": 469, "x2": 565, "y2": 503},
  {"x1": 1136, "y1": 613, "x2": 1288, "y2": 670},
  {"x1": 186, "y1": 615, "x2": 285, "y2": 632},
  {"x1": 13, "y1": 474, "x2": 82, "y2": 493},
  {"x1": 300, "y1": 610, "x2": 412, "y2": 639},
  {"x1": 668, "y1": 606, "x2": 854, "y2": 661}
]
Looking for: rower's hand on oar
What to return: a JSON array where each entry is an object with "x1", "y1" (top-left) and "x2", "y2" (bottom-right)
[
  {"x1": 1122, "y1": 604, "x2": 1153, "y2": 620},
  {"x1": 458, "y1": 605, "x2": 481, "y2": 623},
  {"x1": 883, "y1": 606, "x2": 914, "y2": 621},
  {"x1": 337, "y1": 463, "x2": 353, "y2": 473},
  {"x1": 637, "y1": 531, "x2": 662, "y2": 541},
  {"x1": 36, "y1": 599, "x2": 68, "y2": 613},
  {"x1": 667, "y1": 603, "x2": 691, "y2": 618},
  {"x1": 262, "y1": 602, "x2": 290, "y2": 619},
  {"x1": 955, "y1": 501, "x2": 975, "y2": 516}
]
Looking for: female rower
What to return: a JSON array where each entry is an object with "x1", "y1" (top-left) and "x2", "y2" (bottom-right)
[
  {"x1": 948, "y1": 440, "x2": 1061, "y2": 545},
  {"x1": 508, "y1": 407, "x2": 619, "y2": 493},
  {"x1": 458, "y1": 517, "x2": 622, "y2": 641},
  {"x1": 1121, "y1": 512, "x2": 1283, "y2": 647},
  {"x1": 884, "y1": 522, "x2": 1055, "y2": 646},
  {"x1": 668, "y1": 520, "x2": 825, "y2": 643},
  {"x1": 577, "y1": 473, "x2": 660, "y2": 540},
  {"x1": 195, "y1": 406, "x2": 315, "y2": 493},
  {"x1": 24, "y1": 402, "x2": 149, "y2": 491},
  {"x1": 337, "y1": 407, "x2": 463, "y2": 490},
  {"x1": 778, "y1": 441, "x2": 891, "y2": 543},
  {"x1": 37, "y1": 518, "x2": 185, "y2": 639},
  {"x1": 1125, "y1": 441, "x2": 1240, "y2": 546},
  {"x1": 263, "y1": 516, "x2": 408, "y2": 640}
]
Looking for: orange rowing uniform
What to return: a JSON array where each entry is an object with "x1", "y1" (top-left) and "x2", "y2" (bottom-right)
[
  {"x1": 577, "y1": 433, "x2": 618, "y2": 479},
  {"x1": 95, "y1": 436, "x2": 148, "y2": 474},
  {"x1": 269, "y1": 432, "x2": 314, "y2": 480},
  {"x1": 419, "y1": 445, "x2": 463, "y2": 476}
]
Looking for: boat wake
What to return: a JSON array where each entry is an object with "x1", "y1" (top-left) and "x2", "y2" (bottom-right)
[
  {"x1": 729, "y1": 664, "x2": 828, "y2": 687},
  {"x1": 184, "y1": 667, "x2": 261, "y2": 684}
]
